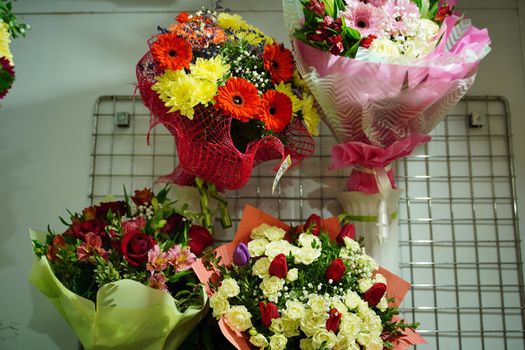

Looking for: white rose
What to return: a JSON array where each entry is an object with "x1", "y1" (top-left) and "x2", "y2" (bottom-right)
[
  {"x1": 344, "y1": 290, "x2": 363, "y2": 310},
  {"x1": 259, "y1": 276, "x2": 285, "y2": 302},
  {"x1": 218, "y1": 278, "x2": 240, "y2": 298},
  {"x1": 224, "y1": 305, "x2": 253, "y2": 332},
  {"x1": 286, "y1": 268, "x2": 299, "y2": 282},
  {"x1": 209, "y1": 293, "x2": 230, "y2": 319},
  {"x1": 377, "y1": 296, "x2": 388, "y2": 312},
  {"x1": 334, "y1": 335, "x2": 360, "y2": 350},
  {"x1": 281, "y1": 317, "x2": 300, "y2": 337},
  {"x1": 359, "y1": 278, "x2": 374, "y2": 293},
  {"x1": 300, "y1": 309, "x2": 327, "y2": 337},
  {"x1": 250, "y1": 333, "x2": 269, "y2": 349},
  {"x1": 339, "y1": 313, "x2": 362, "y2": 338},
  {"x1": 369, "y1": 37, "x2": 400, "y2": 58},
  {"x1": 269, "y1": 334, "x2": 287, "y2": 350},
  {"x1": 299, "y1": 338, "x2": 315, "y2": 350},
  {"x1": 252, "y1": 257, "x2": 271, "y2": 278},
  {"x1": 417, "y1": 18, "x2": 439, "y2": 42},
  {"x1": 294, "y1": 246, "x2": 321, "y2": 265},
  {"x1": 312, "y1": 329, "x2": 338, "y2": 348},
  {"x1": 248, "y1": 238, "x2": 269, "y2": 257},
  {"x1": 265, "y1": 240, "x2": 295, "y2": 259},
  {"x1": 270, "y1": 318, "x2": 284, "y2": 334},
  {"x1": 308, "y1": 294, "x2": 328, "y2": 314},
  {"x1": 298, "y1": 233, "x2": 321, "y2": 248},
  {"x1": 264, "y1": 226, "x2": 286, "y2": 242},
  {"x1": 356, "y1": 332, "x2": 372, "y2": 347},
  {"x1": 284, "y1": 300, "x2": 305, "y2": 320},
  {"x1": 251, "y1": 223, "x2": 271, "y2": 239},
  {"x1": 366, "y1": 340, "x2": 384, "y2": 350},
  {"x1": 374, "y1": 273, "x2": 387, "y2": 285}
]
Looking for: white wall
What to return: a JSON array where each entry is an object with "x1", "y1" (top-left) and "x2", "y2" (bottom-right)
[{"x1": 0, "y1": 0, "x2": 523, "y2": 349}]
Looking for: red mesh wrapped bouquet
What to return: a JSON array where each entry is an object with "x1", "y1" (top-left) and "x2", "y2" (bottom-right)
[{"x1": 136, "y1": 10, "x2": 317, "y2": 194}]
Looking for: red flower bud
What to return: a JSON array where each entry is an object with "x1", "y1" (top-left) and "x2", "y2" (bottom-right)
[
  {"x1": 326, "y1": 258, "x2": 346, "y2": 282},
  {"x1": 259, "y1": 301, "x2": 280, "y2": 328},
  {"x1": 326, "y1": 308, "x2": 342, "y2": 333},
  {"x1": 336, "y1": 223, "x2": 356, "y2": 245},
  {"x1": 305, "y1": 0, "x2": 325, "y2": 17},
  {"x1": 188, "y1": 225, "x2": 214, "y2": 256},
  {"x1": 360, "y1": 34, "x2": 377, "y2": 49},
  {"x1": 304, "y1": 213, "x2": 322, "y2": 236},
  {"x1": 362, "y1": 283, "x2": 387, "y2": 307},
  {"x1": 434, "y1": 4, "x2": 453, "y2": 22},
  {"x1": 269, "y1": 253, "x2": 288, "y2": 279}
]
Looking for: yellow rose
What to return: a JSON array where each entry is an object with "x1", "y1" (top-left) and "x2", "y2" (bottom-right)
[
  {"x1": 369, "y1": 38, "x2": 400, "y2": 58},
  {"x1": 248, "y1": 238, "x2": 269, "y2": 257},
  {"x1": 284, "y1": 300, "x2": 305, "y2": 320},
  {"x1": 264, "y1": 226, "x2": 287, "y2": 242},
  {"x1": 209, "y1": 293, "x2": 230, "y2": 319},
  {"x1": 312, "y1": 329, "x2": 338, "y2": 349},
  {"x1": 250, "y1": 333, "x2": 269, "y2": 349},
  {"x1": 252, "y1": 257, "x2": 271, "y2": 278},
  {"x1": 259, "y1": 276, "x2": 285, "y2": 302},
  {"x1": 286, "y1": 268, "x2": 299, "y2": 282},
  {"x1": 218, "y1": 278, "x2": 240, "y2": 298},
  {"x1": 224, "y1": 305, "x2": 253, "y2": 332},
  {"x1": 293, "y1": 246, "x2": 321, "y2": 265},
  {"x1": 269, "y1": 334, "x2": 287, "y2": 350}
]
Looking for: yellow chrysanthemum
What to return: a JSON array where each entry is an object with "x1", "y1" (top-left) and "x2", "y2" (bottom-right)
[
  {"x1": 152, "y1": 70, "x2": 200, "y2": 118},
  {"x1": 217, "y1": 13, "x2": 249, "y2": 31},
  {"x1": 0, "y1": 22, "x2": 13, "y2": 65},
  {"x1": 234, "y1": 31, "x2": 264, "y2": 46},
  {"x1": 194, "y1": 80, "x2": 218, "y2": 107},
  {"x1": 190, "y1": 56, "x2": 230, "y2": 83},
  {"x1": 293, "y1": 70, "x2": 308, "y2": 90},
  {"x1": 301, "y1": 93, "x2": 320, "y2": 136},
  {"x1": 274, "y1": 82, "x2": 302, "y2": 114}
]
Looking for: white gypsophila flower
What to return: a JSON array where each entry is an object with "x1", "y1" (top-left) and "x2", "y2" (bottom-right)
[
  {"x1": 209, "y1": 293, "x2": 230, "y2": 319},
  {"x1": 224, "y1": 305, "x2": 253, "y2": 332},
  {"x1": 374, "y1": 273, "x2": 387, "y2": 285},
  {"x1": 269, "y1": 334, "x2": 287, "y2": 350},
  {"x1": 312, "y1": 329, "x2": 338, "y2": 349},
  {"x1": 252, "y1": 256, "x2": 271, "y2": 278},
  {"x1": 218, "y1": 278, "x2": 240, "y2": 298},
  {"x1": 248, "y1": 238, "x2": 269, "y2": 257}
]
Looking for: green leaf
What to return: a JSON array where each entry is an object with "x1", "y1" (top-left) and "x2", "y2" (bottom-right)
[
  {"x1": 168, "y1": 269, "x2": 192, "y2": 283},
  {"x1": 322, "y1": 0, "x2": 335, "y2": 17}
]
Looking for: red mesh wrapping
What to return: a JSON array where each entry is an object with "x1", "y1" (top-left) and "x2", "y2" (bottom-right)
[{"x1": 136, "y1": 52, "x2": 315, "y2": 190}]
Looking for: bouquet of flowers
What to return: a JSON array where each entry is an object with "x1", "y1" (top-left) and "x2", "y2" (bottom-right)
[
  {"x1": 136, "y1": 7, "x2": 319, "y2": 229},
  {"x1": 29, "y1": 187, "x2": 214, "y2": 350},
  {"x1": 192, "y1": 206, "x2": 425, "y2": 349},
  {"x1": 0, "y1": 0, "x2": 29, "y2": 99},
  {"x1": 282, "y1": 0, "x2": 490, "y2": 248}
]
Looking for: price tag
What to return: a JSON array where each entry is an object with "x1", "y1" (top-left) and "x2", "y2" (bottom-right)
[{"x1": 272, "y1": 154, "x2": 292, "y2": 194}]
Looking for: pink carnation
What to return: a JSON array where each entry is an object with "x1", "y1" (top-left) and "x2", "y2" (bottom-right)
[{"x1": 341, "y1": 1, "x2": 387, "y2": 38}]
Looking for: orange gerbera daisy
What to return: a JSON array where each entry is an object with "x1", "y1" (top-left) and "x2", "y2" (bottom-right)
[
  {"x1": 151, "y1": 33, "x2": 192, "y2": 71},
  {"x1": 216, "y1": 77, "x2": 261, "y2": 122},
  {"x1": 260, "y1": 90, "x2": 292, "y2": 132},
  {"x1": 176, "y1": 12, "x2": 191, "y2": 23},
  {"x1": 263, "y1": 44, "x2": 295, "y2": 83}
]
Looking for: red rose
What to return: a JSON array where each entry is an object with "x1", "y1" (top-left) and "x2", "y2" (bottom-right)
[
  {"x1": 269, "y1": 253, "x2": 288, "y2": 279},
  {"x1": 326, "y1": 258, "x2": 346, "y2": 282},
  {"x1": 95, "y1": 201, "x2": 127, "y2": 219},
  {"x1": 362, "y1": 283, "x2": 387, "y2": 307},
  {"x1": 326, "y1": 308, "x2": 342, "y2": 333},
  {"x1": 82, "y1": 206, "x2": 97, "y2": 220},
  {"x1": 336, "y1": 223, "x2": 356, "y2": 245},
  {"x1": 259, "y1": 301, "x2": 280, "y2": 328},
  {"x1": 65, "y1": 219, "x2": 106, "y2": 241},
  {"x1": 304, "y1": 213, "x2": 322, "y2": 236},
  {"x1": 131, "y1": 188, "x2": 153, "y2": 206},
  {"x1": 360, "y1": 34, "x2": 377, "y2": 49},
  {"x1": 188, "y1": 225, "x2": 213, "y2": 256},
  {"x1": 161, "y1": 213, "x2": 184, "y2": 236},
  {"x1": 121, "y1": 231, "x2": 156, "y2": 266}
]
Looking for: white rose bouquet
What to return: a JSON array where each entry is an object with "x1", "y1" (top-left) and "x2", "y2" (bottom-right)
[{"x1": 193, "y1": 206, "x2": 425, "y2": 349}]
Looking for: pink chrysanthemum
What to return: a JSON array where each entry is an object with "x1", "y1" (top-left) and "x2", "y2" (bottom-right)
[
  {"x1": 383, "y1": 0, "x2": 421, "y2": 37},
  {"x1": 341, "y1": 1, "x2": 387, "y2": 38}
]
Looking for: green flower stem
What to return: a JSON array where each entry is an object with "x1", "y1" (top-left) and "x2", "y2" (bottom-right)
[
  {"x1": 207, "y1": 183, "x2": 232, "y2": 229},
  {"x1": 195, "y1": 177, "x2": 213, "y2": 231}
]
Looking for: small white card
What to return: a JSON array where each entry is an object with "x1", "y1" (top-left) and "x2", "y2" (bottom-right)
[{"x1": 272, "y1": 154, "x2": 292, "y2": 194}]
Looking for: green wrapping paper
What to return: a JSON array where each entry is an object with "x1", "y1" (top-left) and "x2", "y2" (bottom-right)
[{"x1": 29, "y1": 230, "x2": 208, "y2": 350}]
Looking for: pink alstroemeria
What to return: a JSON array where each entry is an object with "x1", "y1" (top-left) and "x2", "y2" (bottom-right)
[
  {"x1": 148, "y1": 272, "x2": 168, "y2": 291},
  {"x1": 76, "y1": 232, "x2": 108, "y2": 261},
  {"x1": 122, "y1": 216, "x2": 146, "y2": 235},
  {"x1": 146, "y1": 245, "x2": 169, "y2": 273},
  {"x1": 167, "y1": 245, "x2": 197, "y2": 272}
]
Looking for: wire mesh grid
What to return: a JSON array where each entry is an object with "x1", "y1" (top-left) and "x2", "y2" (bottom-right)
[{"x1": 90, "y1": 95, "x2": 524, "y2": 349}]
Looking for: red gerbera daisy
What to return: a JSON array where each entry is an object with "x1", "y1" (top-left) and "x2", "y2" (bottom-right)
[
  {"x1": 176, "y1": 12, "x2": 191, "y2": 23},
  {"x1": 260, "y1": 90, "x2": 292, "y2": 132},
  {"x1": 216, "y1": 77, "x2": 261, "y2": 122},
  {"x1": 151, "y1": 33, "x2": 192, "y2": 71},
  {"x1": 263, "y1": 44, "x2": 295, "y2": 83}
]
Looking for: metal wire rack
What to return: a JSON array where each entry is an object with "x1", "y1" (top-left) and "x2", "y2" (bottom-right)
[{"x1": 90, "y1": 95, "x2": 524, "y2": 349}]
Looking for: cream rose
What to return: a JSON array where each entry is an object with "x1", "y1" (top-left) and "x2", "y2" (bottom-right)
[
  {"x1": 299, "y1": 338, "x2": 315, "y2": 350},
  {"x1": 369, "y1": 37, "x2": 400, "y2": 58},
  {"x1": 334, "y1": 335, "x2": 360, "y2": 350},
  {"x1": 377, "y1": 296, "x2": 388, "y2": 312},
  {"x1": 248, "y1": 238, "x2": 269, "y2": 257},
  {"x1": 286, "y1": 268, "x2": 299, "y2": 282},
  {"x1": 281, "y1": 317, "x2": 300, "y2": 337},
  {"x1": 252, "y1": 257, "x2": 271, "y2": 278},
  {"x1": 250, "y1": 333, "x2": 269, "y2": 348},
  {"x1": 339, "y1": 313, "x2": 362, "y2": 338},
  {"x1": 298, "y1": 233, "x2": 321, "y2": 248},
  {"x1": 251, "y1": 223, "x2": 271, "y2": 239},
  {"x1": 260, "y1": 276, "x2": 285, "y2": 302},
  {"x1": 356, "y1": 332, "x2": 372, "y2": 347},
  {"x1": 224, "y1": 305, "x2": 253, "y2": 332},
  {"x1": 344, "y1": 290, "x2": 363, "y2": 310},
  {"x1": 218, "y1": 278, "x2": 240, "y2": 298},
  {"x1": 284, "y1": 300, "x2": 305, "y2": 320},
  {"x1": 312, "y1": 329, "x2": 338, "y2": 348},
  {"x1": 209, "y1": 293, "x2": 230, "y2": 319},
  {"x1": 265, "y1": 240, "x2": 295, "y2": 259},
  {"x1": 269, "y1": 334, "x2": 287, "y2": 350},
  {"x1": 270, "y1": 318, "x2": 284, "y2": 334},
  {"x1": 308, "y1": 294, "x2": 328, "y2": 314},
  {"x1": 293, "y1": 246, "x2": 321, "y2": 265},
  {"x1": 300, "y1": 309, "x2": 327, "y2": 337},
  {"x1": 264, "y1": 226, "x2": 286, "y2": 242}
]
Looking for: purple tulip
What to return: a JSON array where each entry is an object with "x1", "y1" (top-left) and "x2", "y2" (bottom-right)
[{"x1": 233, "y1": 242, "x2": 250, "y2": 266}]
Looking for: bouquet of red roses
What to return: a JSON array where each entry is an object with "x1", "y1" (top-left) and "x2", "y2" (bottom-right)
[
  {"x1": 30, "y1": 187, "x2": 214, "y2": 350},
  {"x1": 193, "y1": 206, "x2": 425, "y2": 349}
]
